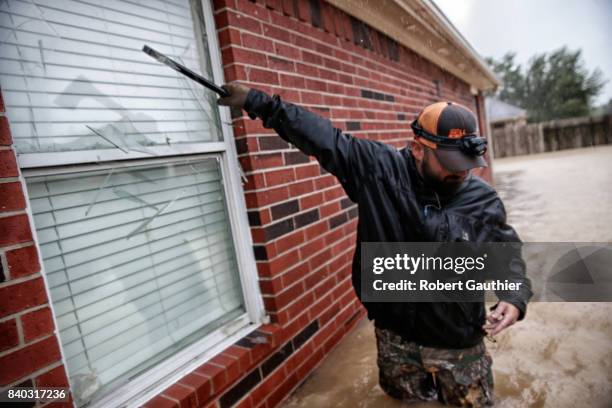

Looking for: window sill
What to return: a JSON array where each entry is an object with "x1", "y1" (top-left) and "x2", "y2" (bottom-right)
[
  {"x1": 84, "y1": 314, "x2": 271, "y2": 408},
  {"x1": 136, "y1": 322, "x2": 285, "y2": 408}
]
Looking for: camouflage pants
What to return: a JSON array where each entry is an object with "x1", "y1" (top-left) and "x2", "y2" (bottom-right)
[{"x1": 375, "y1": 327, "x2": 494, "y2": 407}]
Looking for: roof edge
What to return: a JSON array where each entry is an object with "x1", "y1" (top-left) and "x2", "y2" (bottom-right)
[
  {"x1": 325, "y1": 0, "x2": 501, "y2": 91},
  {"x1": 420, "y1": 0, "x2": 500, "y2": 87}
]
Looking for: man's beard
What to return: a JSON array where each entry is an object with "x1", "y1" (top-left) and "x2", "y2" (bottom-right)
[{"x1": 422, "y1": 163, "x2": 464, "y2": 197}]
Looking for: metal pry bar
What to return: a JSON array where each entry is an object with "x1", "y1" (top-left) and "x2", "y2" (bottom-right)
[{"x1": 142, "y1": 45, "x2": 230, "y2": 97}]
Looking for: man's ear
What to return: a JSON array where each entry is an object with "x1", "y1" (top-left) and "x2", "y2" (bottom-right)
[{"x1": 411, "y1": 140, "x2": 424, "y2": 162}]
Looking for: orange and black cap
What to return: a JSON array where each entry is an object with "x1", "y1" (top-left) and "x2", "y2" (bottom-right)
[{"x1": 411, "y1": 101, "x2": 488, "y2": 172}]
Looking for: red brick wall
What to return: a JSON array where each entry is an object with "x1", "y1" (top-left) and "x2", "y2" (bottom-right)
[
  {"x1": 0, "y1": 89, "x2": 72, "y2": 407},
  {"x1": 144, "y1": 1, "x2": 490, "y2": 407},
  {"x1": 0, "y1": 1, "x2": 492, "y2": 407}
]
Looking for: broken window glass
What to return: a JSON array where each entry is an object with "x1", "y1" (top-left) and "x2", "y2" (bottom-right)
[
  {"x1": 4, "y1": 1, "x2": 250, "y2": 406},
  {"x1": 26, "y1": 157, "x2": 245, "y2": 407},
  {"x1": 0, "y1": 0, "x2": 223, "y2": 155}
]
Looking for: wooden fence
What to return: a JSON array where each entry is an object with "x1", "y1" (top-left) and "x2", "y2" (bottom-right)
[{"x1": 490, "y1": 113, "x2": 612, "y2": 158}]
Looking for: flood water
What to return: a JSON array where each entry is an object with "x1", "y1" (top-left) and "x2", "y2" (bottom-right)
[{"x1": 282, "y1": 146, "x2": 612, "y2": 408}]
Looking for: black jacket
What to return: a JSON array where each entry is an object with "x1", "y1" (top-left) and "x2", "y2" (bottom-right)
[{"x1": 244, "y1": 89, "x2": 533, "y2": 349}]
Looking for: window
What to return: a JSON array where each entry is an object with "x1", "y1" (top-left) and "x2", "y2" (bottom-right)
[{"x1": 0, "y1": 0, "x2": 263, "y2": 406}]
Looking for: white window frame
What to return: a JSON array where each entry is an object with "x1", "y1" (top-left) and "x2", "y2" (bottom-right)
[{"x1": 15, "y1": 1, "x2": 266, "y2": 407}]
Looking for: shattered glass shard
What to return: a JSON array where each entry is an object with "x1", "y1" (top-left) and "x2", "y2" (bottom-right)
[
  {"x1": 85, "y1": 170, "x2": 114, "y2": 216},
  {"x1": 126, "y1": 189, "x2": 186, "y2": 239},
  {"x1": 86, "y1": 125, "x2": 129, "y2": 154},
  {"x1": 112, "y1": 188, "x2": 159, "y2": 211}
]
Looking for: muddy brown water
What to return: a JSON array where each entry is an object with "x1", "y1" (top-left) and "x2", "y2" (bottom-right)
[{"x1": 282, "y1": 146, "x2": 612, "y2": 408}]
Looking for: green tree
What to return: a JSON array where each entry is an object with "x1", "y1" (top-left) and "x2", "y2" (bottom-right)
[
  {"x1": 485, "y1": 53, "x2": 525, "y2": 107},
  {"x1": 487, "y1": 47, "x2": 606, "y2": 122}
]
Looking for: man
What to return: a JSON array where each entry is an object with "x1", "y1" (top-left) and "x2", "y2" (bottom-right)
[{"x1": 218, "y1": 83, "x2": 532, "y2": 407}]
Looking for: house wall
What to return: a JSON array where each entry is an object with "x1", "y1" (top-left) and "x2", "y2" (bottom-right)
[{"x1": 0, "y1": 1, "x2": 491, "y2": 407}]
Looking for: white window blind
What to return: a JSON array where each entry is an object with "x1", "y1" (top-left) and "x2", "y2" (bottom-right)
[
  {"x1": 0, "y1": 0, "x2": 222, "y2": 154},
  {"x1": 26, "y1": 157, "x2": 245, "y2": 405}
]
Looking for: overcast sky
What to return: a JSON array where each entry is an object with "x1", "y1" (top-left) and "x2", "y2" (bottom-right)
[{"x1": 434, "y1": 0, "x2": 612, "y2": 105}]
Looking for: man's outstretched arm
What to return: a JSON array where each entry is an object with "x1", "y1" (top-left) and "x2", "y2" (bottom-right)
[{"x1": 218, "y1": 82, "x2": 388, "y2": 201}]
